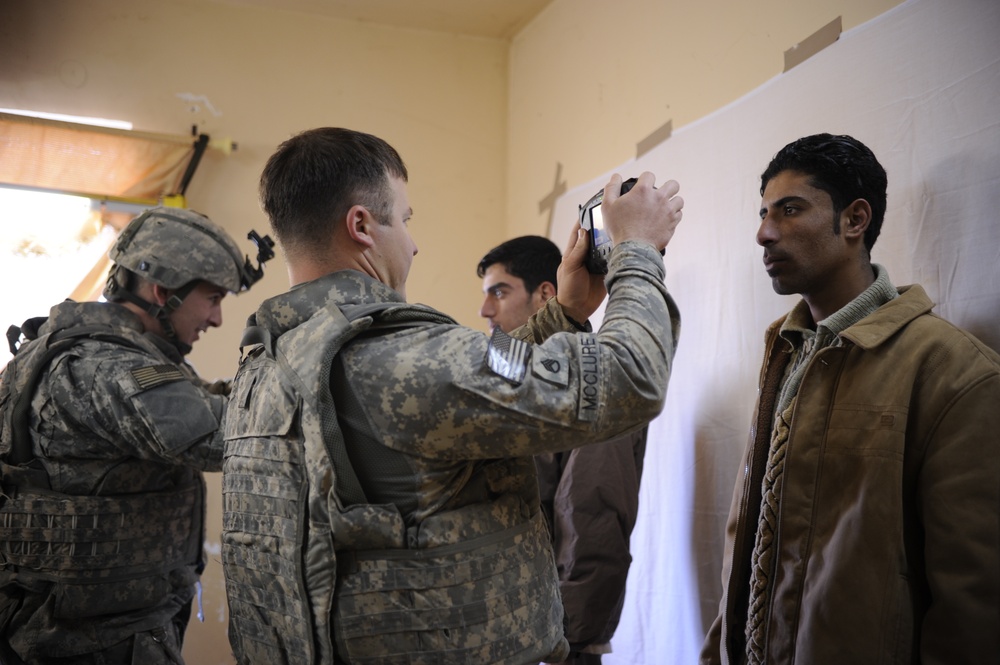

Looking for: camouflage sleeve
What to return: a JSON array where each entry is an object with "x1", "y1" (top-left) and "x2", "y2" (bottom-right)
[
  {"x1": 347, "y1": 241, "x2": 680, "y2": 460},
  {"x1": 509, "y1": 298, "x2": 579, "y2": 344},
  {"x1": 54, "y1": 344, "x2": 225, "y2": 470}
]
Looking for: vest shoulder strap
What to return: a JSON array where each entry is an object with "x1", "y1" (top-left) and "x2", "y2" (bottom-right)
[
  {"x1": 224, "y1": 300, "x2": 421, "y2": 665},
  {"x1": 2, "y1": 325, "x2": 143, "y2": 470}
]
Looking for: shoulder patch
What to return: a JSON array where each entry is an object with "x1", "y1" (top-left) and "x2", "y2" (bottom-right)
[
  {"x1": 531, "y1": 351, "x2": 569, "y2": 388},
  {"x1": 485, "y1": 327, "x2": 531, "y2": 384},
  {"x1": 130, "y1": 364, "x2": 185, "y2": 391}
]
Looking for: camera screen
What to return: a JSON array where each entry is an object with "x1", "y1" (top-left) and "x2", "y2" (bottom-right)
[{"x1": 591, "y1": 204, "x2": 611, "y2": 247}]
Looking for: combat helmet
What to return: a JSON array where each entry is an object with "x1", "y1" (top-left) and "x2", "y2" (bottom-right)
[{"x1": 104, "y1": 206, "x2": 273, "y2": 352}]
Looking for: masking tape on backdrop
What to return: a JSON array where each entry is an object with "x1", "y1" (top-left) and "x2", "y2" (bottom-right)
[{"x1": 784, "y1": 16, "x2": 843, "y2": 73}]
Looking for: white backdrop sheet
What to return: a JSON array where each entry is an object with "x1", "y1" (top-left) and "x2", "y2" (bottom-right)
[{"x1": 548, "y1": 0, "x2": 1000, "y2": 661}]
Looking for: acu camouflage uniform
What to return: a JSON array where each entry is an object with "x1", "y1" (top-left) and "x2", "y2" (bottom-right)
[
  {"x1": 0, "y1": 301, "x2": 226, "y2": 663},
  {"x1": 223, "y1": 241, "x2": 680, "y2": 665},
  {"x1": 0, "y1": 206, "x2": 267, "y2": 664}
]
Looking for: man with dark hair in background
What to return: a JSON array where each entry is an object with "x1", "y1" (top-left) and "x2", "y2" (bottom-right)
[
  {"x1": 478, "y1": 235, "x2": 649, "y2": 665},
  {"x1": 222, "y1": 127, "x2": 684, "y2": 665},
  {"x1": 701, "y1": 133, "x2": 1000, "y2": 665},
  {"x1": 477, "y1": 235, "x2": 562, "y2": 335}
]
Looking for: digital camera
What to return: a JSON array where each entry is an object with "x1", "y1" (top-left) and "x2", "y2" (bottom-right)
[{"x1": 578, "y1": 177, "x2": 637, "y2": 274}]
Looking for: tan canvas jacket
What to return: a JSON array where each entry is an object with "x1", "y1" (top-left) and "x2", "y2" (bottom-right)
[{"x1": 702, "y1": 285, "x2": 1000, "y2": 665}]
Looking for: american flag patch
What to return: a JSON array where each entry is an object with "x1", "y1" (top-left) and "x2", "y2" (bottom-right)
[
  {"x1": 130, "y1": 364, "x2": 185, "y2": 390},
  {"x1": 485, "y1": 327, "x2": 531, "y2": 384}
]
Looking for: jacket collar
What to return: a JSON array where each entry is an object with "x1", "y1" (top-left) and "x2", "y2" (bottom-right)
[
  {"x1": 40, "y1": 300, "x2": 144, "y2": 336},
  {"x1": 839, "y1": 284, "x2": 934, "y2": 350},
  {"x1": 776, "y1": 264, "x2": 898, "y2": 349},
  {"x1": 769, "y1": 284, "x2": 934, "y2": 351},
  {"x1": 28, "y1": 300, "x2": 184, "y2": 363},
  {"x1": 254, "y1": 270, "x2": 406, "y2": 337}
]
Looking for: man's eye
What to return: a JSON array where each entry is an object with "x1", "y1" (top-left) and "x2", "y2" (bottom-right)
[
  {"x1": 492, "y1": 289, "x2": 504, "y2": 299},
  {"x1": 784, "y1": 206, "x2": 798, "y2": 215}
]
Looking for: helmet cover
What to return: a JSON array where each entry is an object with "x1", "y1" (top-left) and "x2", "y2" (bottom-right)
[{"x1": 107, "y1": 207, "x2": 250, "y2": 293}]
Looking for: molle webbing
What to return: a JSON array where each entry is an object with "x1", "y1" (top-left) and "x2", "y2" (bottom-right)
[
  {"x1": 223, "y1": 434, "x2": 316, "y2": 665},
  {"x1": 222, "y1": 297, "x2": 565, "y2": 665},
  {"x1": 222, "y1": 303, "x2": 385, "y2": 665},
  {"x1": 222, "y1": 301, "x2": 443, "y2": 664},
  {"x1": 333, "y1": 510, "x2": 564, "y2": 665},
  {"x1": 0, "y1": 483, "x2": 200, "y2": 584}
]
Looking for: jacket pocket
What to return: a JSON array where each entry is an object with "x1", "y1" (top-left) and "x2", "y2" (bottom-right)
[{"x1": 825, "y1": 405, "x2": 907, "y2": 459}]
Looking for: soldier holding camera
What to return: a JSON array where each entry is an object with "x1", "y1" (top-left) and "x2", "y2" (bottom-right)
[{"x1": 221, "y1": 127, "x2": 683, "y2": 664}]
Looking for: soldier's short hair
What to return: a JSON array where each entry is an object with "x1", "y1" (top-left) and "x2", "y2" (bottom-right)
[{"x1": 259, "y1": 128, "x2": 408, "y2": 256}]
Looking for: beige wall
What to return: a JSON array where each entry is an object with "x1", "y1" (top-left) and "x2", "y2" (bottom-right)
[
  {"x1": 0, "y1": 0, "x2": 509, "y2": 331},
  {"x1": 1, "y1": 0, "x2": 906, "y2": 662}
]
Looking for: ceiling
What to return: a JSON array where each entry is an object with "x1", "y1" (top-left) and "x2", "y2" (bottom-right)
[{"x1": 212, "y1": 0, "x2": 554, "y2": 40}]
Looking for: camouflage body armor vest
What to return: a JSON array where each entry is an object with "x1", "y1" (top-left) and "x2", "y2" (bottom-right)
[
  {"x1": 222, "y1": 284, "x2": 566, "y2": 665},
  {"x1": 0, "y1": 323, "x2": 205, "y2": 616}
]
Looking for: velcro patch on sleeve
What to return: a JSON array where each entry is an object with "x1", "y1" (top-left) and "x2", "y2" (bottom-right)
[
  {"x1": 130, "y1": 364, "x2": 186, "y2": 391},
  {"x1": 577, "y1": 334, "x2": 600, "y2": 422},
  {"x1": 531, "y1": 351, "x2": 569, "y2": 387},
  {"x1": 485, "y1": 327, "x2": 531, "y2": 384}
]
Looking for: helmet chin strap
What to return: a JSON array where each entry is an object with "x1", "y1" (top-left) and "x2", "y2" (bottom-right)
[
  {"x1": 153, "y1": 306, "x2": 193, "y2": 357},
  {"x1": 105, "y1": 268, "x2": 197, "y2": 356}
]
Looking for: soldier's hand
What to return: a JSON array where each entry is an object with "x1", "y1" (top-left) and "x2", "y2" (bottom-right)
[
  {"x1": 602, "y1": 172, "x2": 683, "y2": 253},
  {"x1": 556, "y1": 226, "x2": 607, "y2": 324}
]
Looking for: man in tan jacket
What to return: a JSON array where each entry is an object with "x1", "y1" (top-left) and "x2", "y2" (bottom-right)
[{"x1": 702, "y1": 133, "x2": 1000, "y2": 665}]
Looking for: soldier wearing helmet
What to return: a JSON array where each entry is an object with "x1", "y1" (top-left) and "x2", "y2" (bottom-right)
[
  {"x1": 0, "y1": 207, "x2": 271, "y2": 664},
  {"x1": 103, "y1": 206, "x2": 272, "y2": 356}
]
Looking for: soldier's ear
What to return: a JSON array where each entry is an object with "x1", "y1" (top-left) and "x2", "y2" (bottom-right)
[
  {"x1": 345, "y1": 205, "x2": 376, "y2": 248},
  {"x1": 150, "y1": 283, "x2": 172, "y2": 307}
]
